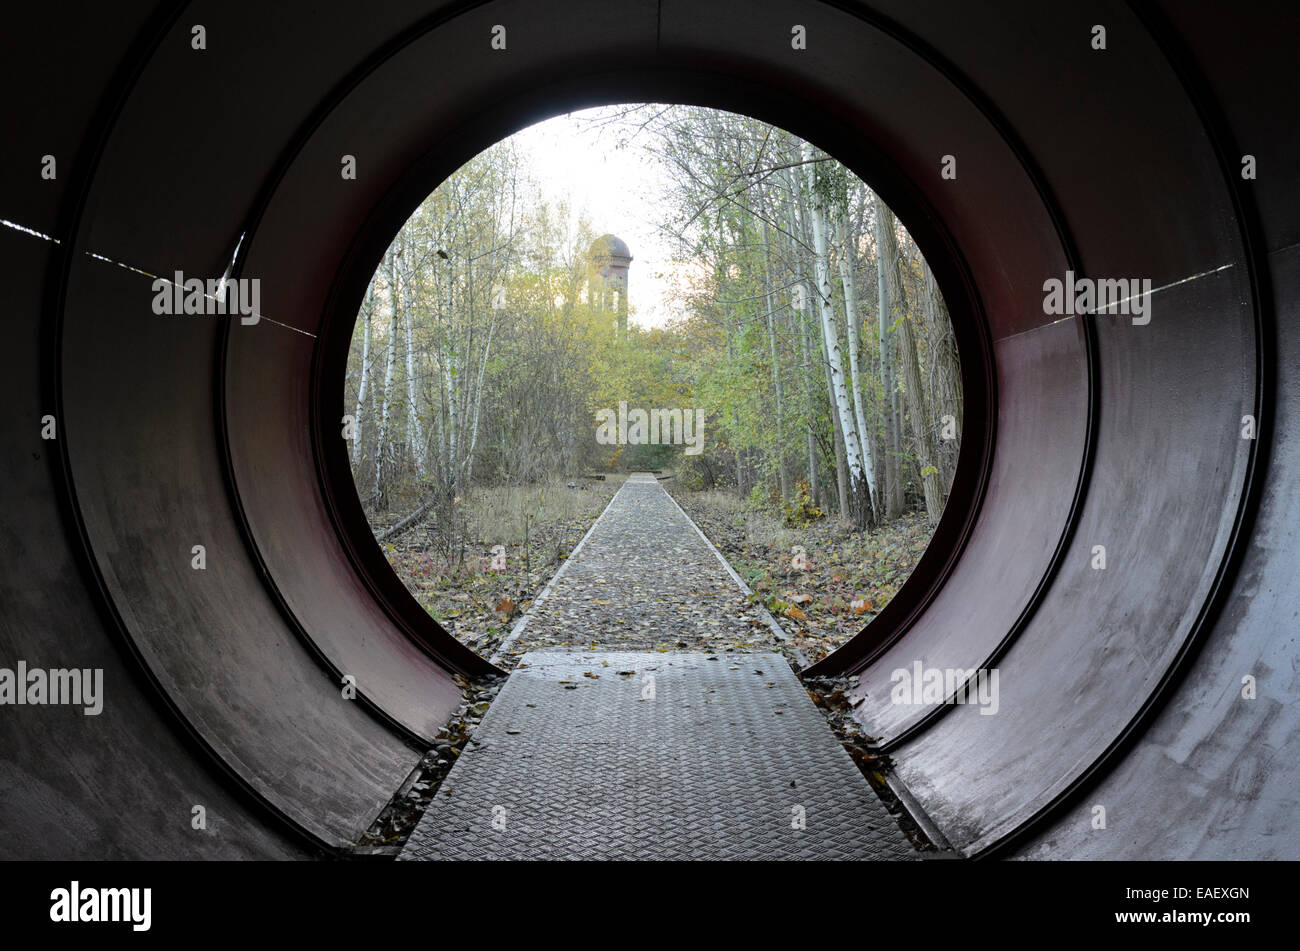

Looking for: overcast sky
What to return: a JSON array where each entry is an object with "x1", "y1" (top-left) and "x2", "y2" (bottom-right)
[{"x1": 507, "y1": 106, "x2": 684, "y2": 328}]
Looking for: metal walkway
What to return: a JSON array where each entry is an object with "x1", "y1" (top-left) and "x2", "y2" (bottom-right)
[
  {"x1": 400, "y1": 650, "x2": 917, "y2": 860},
  {"x1": 402, "y1": 475, "x2": 915, "y2": 859}
]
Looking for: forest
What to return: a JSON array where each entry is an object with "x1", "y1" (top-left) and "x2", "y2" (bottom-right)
[{"x1": 344, "y1": 105, "x2": 963, "y2": 618}]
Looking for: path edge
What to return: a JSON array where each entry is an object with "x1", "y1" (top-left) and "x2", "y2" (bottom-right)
[
  {"x1": 487, "y1": 480, "x2": 626, "y2": 665},
  {"x1": 656, "y1": 477, "x2": 809, "y2": 666}
]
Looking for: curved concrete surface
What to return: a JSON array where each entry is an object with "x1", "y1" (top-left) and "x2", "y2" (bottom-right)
[{"x1": 0, "y1": 0, "x2": 1295, "y2": 858}]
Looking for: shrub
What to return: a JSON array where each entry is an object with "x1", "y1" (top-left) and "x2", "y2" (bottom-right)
[{"x1": 782, "y1": 480, "x2": 824, "y2": 527}]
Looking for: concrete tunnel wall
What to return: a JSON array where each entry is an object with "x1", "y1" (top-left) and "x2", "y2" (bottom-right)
[{"x1": 0, "y1": 0, "x2": 1296, "y2": 859}]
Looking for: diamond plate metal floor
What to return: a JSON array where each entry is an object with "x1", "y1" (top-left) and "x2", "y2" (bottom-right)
[{"x1": 400, "y1": 650, "x2": 919, "y2": 860}]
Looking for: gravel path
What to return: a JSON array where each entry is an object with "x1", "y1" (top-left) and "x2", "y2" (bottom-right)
[{"x1": 491, "y1": 474, "x2": 786, "y2": 667}]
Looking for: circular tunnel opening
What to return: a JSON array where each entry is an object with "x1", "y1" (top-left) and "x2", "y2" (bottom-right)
[
  {"x1": 327, "y1": 102, "x2": 980, "y2": 672},
  {"x1": 15, "y1": 0, "x2": 1273, "y2": 864}
]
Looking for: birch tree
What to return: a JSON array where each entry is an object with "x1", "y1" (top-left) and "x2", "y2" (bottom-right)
[
  {"x1": 343, "y1": 104, "x2": 962, "y2": 545},
  {"x1": 373, "y1": 244, "x2": 401, "y2": 511},
  {"x1": 833, "y1": 174, "x2": 878, "y2": 522},
  {"x1": 351, "y1": 277, "x2": 375, "y2": 467},
  {"x1": 804, "y1": 141, "x2": 874, "y2": 529},
  {"x1": 400, "y1": 247, "x2": 425, "y2": 482},
  {"x1": 874, "y1": 193, "x2": 906, "y2": 519}
]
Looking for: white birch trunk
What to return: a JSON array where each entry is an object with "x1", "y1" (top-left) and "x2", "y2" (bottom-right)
[
  {"x1": 875, "y1": 193, "x2": 906, "y2": 519},
  {"x1": 804, "y1": 141, "x2": 871, "y2": 527},
  {"x1": 352, "y1": 278, "x2": 374, "y2": 466},
  {"x1": 374, "y1": 249, "x2": 401, "y2": 509},
  {"x1": 759, "y1": 216, "x2": 789, "y2": 500},
  {"x1": 400, "y1": 250, "x2": 425, "y2": 480},
  {"x1": 834, "y1": 196, "x2": 878, "y2": 511}
]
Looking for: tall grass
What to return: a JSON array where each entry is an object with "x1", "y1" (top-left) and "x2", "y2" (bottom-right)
[
  {"x1": 469, "y1": 475, "x2": 623, "y2": 546},
  {"x1": 683, "y1": 488, "x2": 803, "y2": 549}
]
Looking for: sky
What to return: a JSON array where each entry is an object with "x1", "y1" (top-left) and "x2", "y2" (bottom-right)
[{"x1": 506, "y1": 105, "x2": 685, "y2": 329}]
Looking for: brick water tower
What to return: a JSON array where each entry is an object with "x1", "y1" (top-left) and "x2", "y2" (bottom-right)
[{"x1": 587, "y1": 233, "x2": 632, "y2": 334}]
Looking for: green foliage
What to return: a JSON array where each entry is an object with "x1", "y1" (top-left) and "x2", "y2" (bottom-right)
[
  {"x1": 782, "y1": 480, "x2": 824, "y2": 527},
  {"x1": 620, "y1": 440, "x2": 673, "y2": 472},
  {"x1": 347, "y1": 103, "x2": 962, "y2": 539}
]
